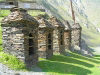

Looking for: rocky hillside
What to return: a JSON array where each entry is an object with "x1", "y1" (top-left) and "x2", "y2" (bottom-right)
[{"x1": 38, "y1": 0, "x2": 100, "y2": 47}]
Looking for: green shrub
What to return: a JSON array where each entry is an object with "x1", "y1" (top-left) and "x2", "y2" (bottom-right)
[{"x1": 0, "y1": 10, "x2": 10, "y2": 17}]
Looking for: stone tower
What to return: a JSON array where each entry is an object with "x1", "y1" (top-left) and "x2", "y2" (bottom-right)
[
  {"x1": 70, "y1": 23, "x2": 82, "y2": 51},
  {"x1": 1, "y1": 7, "x2": 39, "y2": 67}
]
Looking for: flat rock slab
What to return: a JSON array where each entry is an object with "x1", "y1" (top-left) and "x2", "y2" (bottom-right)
[{"x1": 0, "y1": 63, "x2": 46, "y2": 75}]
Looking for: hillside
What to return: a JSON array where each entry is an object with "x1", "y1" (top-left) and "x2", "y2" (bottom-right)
[
  {"x1": 83, "y1": 0, "x2": 100, "y2": 27},
  {"x1": 38, "y1": 0, "x2": 100, "y2": 47}
]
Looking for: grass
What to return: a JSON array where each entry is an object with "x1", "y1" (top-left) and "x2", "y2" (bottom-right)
[
  {"x1": 0, "y1": 52, "x2": 26, "y2": 70},
  {"x1": 28, "y1": 10, "x2": 46, "y2": 16},
  {"x1": 38, "y1": 52, "x2": 100, "y2": 75},
  {"x1": 0, "y1": 10, "x2": 10, "y2": 17},
  {"x1": 0, "y1": 10, "x2": 45, "y2": 17}
]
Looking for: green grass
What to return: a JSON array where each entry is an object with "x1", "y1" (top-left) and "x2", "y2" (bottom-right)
[
  {"x1": 0, "y1": 52, "x2": 26, "y2": 70},
  {"x1": 38, "y1": 52, "x2": 100, "y2": 75},
  {"x1": 0, "y1": 0, "x2": 3, "y2": 1},
  {"x1": 0, "y1": 10, "x2": 45, "y2": 17},
  {"x1": 0, "y1": 10, "x2": 10, "y2": 17},
  {"x1": 28, "y1": 10, "x2": 46, "y2": 16}
]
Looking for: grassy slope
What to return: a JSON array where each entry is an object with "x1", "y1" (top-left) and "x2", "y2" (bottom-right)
[{"x1": 38, "y1": 53, "x2": 100, "y2": 75}]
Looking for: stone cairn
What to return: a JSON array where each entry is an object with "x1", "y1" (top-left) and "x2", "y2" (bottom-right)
[
  {"x1": 48, "y1": 17, "x2": 65, "y2": 54},
  {"x1": 70, "y1": 23, "x2": 82, "y2": 52},
  {"x1": 1, "y1": 7, "x2": 39, "y2": 67},
  {"x1": 35, "y1": 16, "x2": 54, "y2": 59}
]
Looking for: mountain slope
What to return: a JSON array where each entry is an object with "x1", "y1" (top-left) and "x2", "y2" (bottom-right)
[{"x1": 38, "y1": 0, "x2": 100, "y2": 47}]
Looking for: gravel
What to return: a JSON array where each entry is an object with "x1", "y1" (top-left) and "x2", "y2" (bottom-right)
[{"x1": 0, "y1": 63, "x2": 46, "y2": 75}]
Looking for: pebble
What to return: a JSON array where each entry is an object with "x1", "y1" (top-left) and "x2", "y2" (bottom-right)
[{"x1": 0, "y1": 63, "x2": 46, "y2": 75}]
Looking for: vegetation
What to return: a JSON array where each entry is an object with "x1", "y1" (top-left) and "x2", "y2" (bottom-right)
[
  {"x1": 38, "y1": 52, "x2": 100, "y2": 75},
  {"x1": 0, "y1": 52, "x2": 26, "y2": 70},
  {"x1": 0, "y1": 10, "x2": 10, "y2": 17},
  {"x1": 28, "y1": 10, "x2": 46, "y2": 16},
  {"x1": 0, "y1": 10, "x2": 45, "y2": 17},
  {"x1": 0, "y1": 0, "x2": 3, "y2": 1}
]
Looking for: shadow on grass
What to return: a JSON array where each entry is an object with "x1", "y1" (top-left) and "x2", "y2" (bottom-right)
[
  {"x1": 49, "y1": 55, "x2": 94, "y2": 68},
  {"x1": 68, "y1": 52, "x2": 100, "y2": 64},
  {"x1": 38, "y1": 53, "x2": 100, "y2": 75},
  {"x1": 94, "y1": 58, "x2": 100, "y2": 61},
  {"x1": 0, "y1": 45, "x2": 3, "y2": 51},
  {"x1": 39, "y1": 60, "x2": 92, "y2": 75},
  {"x1": 95, "y1": 55, "x2": 100, "y2": 57},
  {"x1": 94, "y1": 55, "x2": 100, "y2": 61}
]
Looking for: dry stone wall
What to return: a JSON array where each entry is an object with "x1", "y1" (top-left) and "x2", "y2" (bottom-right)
[
  {"x1": 70, "y1": 23, "x2": 82, "y2": 52},
  {"x1": 48, "y1": 17, "x2": 65, "y2": 54},
  {"x1": 2, "y1": 27, "x2": 24, "y2": 59},
  {"x1": 71, "y1": 29, "x2": 81, "y2": 46},
  {"x1": 35, "y1": 16, "x2": 54, "y2": 59},
  {"x1": 52, "y1": 27, "x2": 65, "y2": 54},
  {"x1": 38, "y1": 29, "x2": 53, "y2": 59},
  {"x1": 63, "y1": 21, "x2": 71, "y2": 51},
  {"x1": 59, "y1": 28, "x2": 65, "y2": 54},
  {"x1": 64, "y1": 30, "x2": 71, "y2": 50},
  {"x1": 1, "y1": 7, "x2": 39, "y2": 67},
  {"x1": 53, "y1": 28, "x2": 60, "y2": 53}
]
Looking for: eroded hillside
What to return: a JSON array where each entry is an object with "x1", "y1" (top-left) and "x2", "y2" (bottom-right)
[{"x1": 38, "y1": 0, "x2": 100, "y2": 46}]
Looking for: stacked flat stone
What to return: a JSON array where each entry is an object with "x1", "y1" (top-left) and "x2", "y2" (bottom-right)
[
  {"x1": 35, "y1": 16, "x2": 54, "y2": 59},
  {"x1": 63, "y1": 21, "x2": 71, "y2": 50},
  {"x1": 48, "y1": 17, "x2": 65, "y2": 54},
  {"x1": 1, "y1": 7, "x2": 39, "y2": 67},
  {"x1": 70, "y1": 23, "x2": 82, "y2": 51}
]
